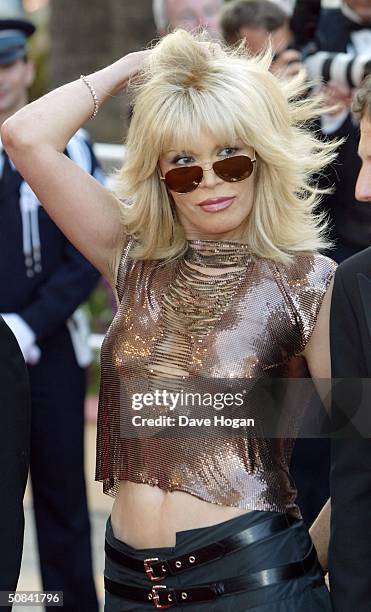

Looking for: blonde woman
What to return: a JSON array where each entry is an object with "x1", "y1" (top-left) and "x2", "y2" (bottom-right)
[{"x1": 2, "y1": 30, "x2": 336, "y2": 611}]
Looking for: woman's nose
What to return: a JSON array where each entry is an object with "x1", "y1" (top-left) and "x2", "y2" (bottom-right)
[{"x1": 199, "y1": 164, "x2": 222, "y2": 188}]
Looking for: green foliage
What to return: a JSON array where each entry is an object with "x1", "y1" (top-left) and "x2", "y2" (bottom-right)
[
  {"x1": 85, "y1": 279, "x2": 116, "y2": 396},
  {"x1": 87, "y1": 279, "x2": 116, "y2": 334},
  {"x1": 24, "y1": 6, "x2": 50, "y2": 99}
]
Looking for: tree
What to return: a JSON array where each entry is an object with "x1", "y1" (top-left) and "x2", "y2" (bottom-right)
[{"x1": 50, "y1": 0, "x2": 156, "y2": 142}]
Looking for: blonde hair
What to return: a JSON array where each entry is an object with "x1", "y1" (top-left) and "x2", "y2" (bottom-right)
[{"x1": 115, "y1": 29, "x2": 339, "y2": 264}]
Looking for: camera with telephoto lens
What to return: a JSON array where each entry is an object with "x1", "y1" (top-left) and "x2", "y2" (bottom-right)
[
  {"x1": 290, "y1": 0, "x2": 371, "y2": 88},
  {"x1": 302, "y1": 43, "x2": 371, "y2": 89}
]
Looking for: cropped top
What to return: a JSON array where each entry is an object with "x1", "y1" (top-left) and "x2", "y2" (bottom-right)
[{"x1": 96, "y1": 237, "x2": 336, "y2": 518}]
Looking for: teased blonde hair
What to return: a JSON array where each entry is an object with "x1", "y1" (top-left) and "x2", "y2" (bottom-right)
[{"x1": 115, "y1": 29, "x2": 339, "y2": 263}]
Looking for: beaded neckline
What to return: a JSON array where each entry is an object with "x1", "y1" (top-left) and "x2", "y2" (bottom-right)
[{"x1": 185, "y1": 239, "x2": 252, "y2": 267}]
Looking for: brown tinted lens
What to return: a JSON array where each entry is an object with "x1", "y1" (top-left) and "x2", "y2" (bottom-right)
[
  {"x1": 213, "y1": 156, "x2": 254, "y2": 182},
  {"x1": 164, "y1": 166, "x2": 203, "y2": 193}
]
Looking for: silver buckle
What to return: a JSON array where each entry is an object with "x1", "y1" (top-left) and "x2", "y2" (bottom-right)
[
  {"x1": 144, "y1": 557, "x2": 168, "y2": 582},
  {"x1": 149, "y1": 585, "x2": 174, "y2": 609}
]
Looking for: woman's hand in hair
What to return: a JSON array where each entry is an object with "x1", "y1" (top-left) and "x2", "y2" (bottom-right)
[{"x1": 119, "y1": 49, "x2": 152, "y2": 86}]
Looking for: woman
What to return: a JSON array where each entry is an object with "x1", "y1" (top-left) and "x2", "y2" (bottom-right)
[{"x1": 2, "y1": 30, "x2": 337, "y2": 611}]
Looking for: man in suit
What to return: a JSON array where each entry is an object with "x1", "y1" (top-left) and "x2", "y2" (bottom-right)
[
  {"x1": 329, "y1": 75, "x2": 371, "y2": 611},
  {"x1": 0, "y1": 316, "x2": 30, "y2": 604},
  {"x1": 0, "y1": 16, "x2": 101, "y2": 610}
]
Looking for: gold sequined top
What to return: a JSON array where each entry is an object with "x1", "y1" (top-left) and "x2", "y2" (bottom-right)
[{"x1": 96, "y1": 237, "x2": 336, "y2": 518}]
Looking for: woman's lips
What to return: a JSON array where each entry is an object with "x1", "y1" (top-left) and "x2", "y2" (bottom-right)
[{"x1": 198, "y1": 196, "x2": 235, "y2": 212}]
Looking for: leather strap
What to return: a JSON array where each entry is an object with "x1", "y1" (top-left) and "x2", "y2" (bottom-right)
[
  {"x1": 105, "y1": 513, "x2": 298, "y2": 581},
  {"x1": 104, "y1": 544, "x2": 321, "y2": 608}
]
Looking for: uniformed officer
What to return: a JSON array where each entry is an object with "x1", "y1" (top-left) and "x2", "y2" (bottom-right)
[{"x1": 0, "y1": 17, "x2": 100, "y2": 611}]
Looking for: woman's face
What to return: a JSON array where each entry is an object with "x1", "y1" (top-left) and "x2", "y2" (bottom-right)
[{"x1": 158, "y1": 131, "x2": 256, "y2": 241}]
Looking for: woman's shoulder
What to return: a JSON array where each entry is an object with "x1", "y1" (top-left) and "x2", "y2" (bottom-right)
[
  {"x1": 274, "y1": 251, "x2": 337, "y2": 292},
  {"x1": 273, "y1": 251, "x2": 337, "y2": 349}
]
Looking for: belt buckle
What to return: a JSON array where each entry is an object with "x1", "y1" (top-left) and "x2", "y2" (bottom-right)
[
  {"x1": 144, "y1": 557, "x2": 168, "y2": 581},
  {"x1": 150, "y1": 585, "x2": 174, "y2": 609}
]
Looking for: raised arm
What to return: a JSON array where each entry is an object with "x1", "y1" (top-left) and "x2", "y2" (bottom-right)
[{"x1": 0, "y1": 51, "x2": 150, "y2": 285}]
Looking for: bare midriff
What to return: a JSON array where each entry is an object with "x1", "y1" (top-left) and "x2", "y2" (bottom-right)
[{"x1": 111, "y1": 482, "x2": 251, "y2": 549}]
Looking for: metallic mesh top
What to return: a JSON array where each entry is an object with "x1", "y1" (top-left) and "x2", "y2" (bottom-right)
[{"x1": 96, "y1": 237, "x2": 336, "y2": 518}]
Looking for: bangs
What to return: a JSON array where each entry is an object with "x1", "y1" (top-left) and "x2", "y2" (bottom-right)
[{"x1": 156, "y1": 89, "x2": 244, "y2": 154}]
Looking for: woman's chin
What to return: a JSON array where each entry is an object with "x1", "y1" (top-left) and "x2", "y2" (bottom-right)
[{"x1": 186, "y1": 221, "x2": 247, "y2": 241}]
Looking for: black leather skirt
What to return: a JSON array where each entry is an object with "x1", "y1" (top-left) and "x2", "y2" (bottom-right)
[{"x1": 104, "y1": 510, "x2": 331, "y2": 611}]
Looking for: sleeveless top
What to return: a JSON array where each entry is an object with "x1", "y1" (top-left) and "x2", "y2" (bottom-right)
[{"x1": 96, "y1": 237, "x2": 336, "y2": 518}]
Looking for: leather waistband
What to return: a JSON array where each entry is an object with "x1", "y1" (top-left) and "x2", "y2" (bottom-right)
[
  {"x1": 104, "y1": 544, "x2": 321, "y2": 609},
  {"x1": 105, "y1": 513, "x2": 299, "y2": 582}
]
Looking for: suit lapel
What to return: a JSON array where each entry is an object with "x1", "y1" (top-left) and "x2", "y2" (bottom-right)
[{"x1": 357, "y1": 273, "x2": 371, "y2": 341}]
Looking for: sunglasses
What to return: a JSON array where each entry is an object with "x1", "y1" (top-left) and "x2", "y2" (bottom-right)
[{"x1": 159, "y1": 154, "x2": 256, "y2": 194}]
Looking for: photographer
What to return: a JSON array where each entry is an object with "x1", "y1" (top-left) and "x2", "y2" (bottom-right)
[
  {"x1": 293, "y1": 0, "x2": 371, "y2": 262},
  {"x1": 291, "y1": 0, "x2": 371, "y2": 91},
  {"x1": 220, "y1": 0, "x2": 303, "y2": 77}
]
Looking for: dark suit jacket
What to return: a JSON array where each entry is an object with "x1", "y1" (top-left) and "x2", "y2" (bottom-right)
[
  {"x1": 329, "y1": 247, "x2": 371, "y2": 611},
  {"x1": 0, "y1": 316, "x2": 30, "y2": 596}
]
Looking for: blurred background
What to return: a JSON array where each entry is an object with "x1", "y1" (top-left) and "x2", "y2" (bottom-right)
[{"x1": 14, "y1": 0, "x2": 157, "y2": 141}]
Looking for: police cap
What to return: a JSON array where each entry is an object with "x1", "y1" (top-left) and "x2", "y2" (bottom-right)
[{"x1": 0, "y1": 18, "x2": 35, "y2": 66}]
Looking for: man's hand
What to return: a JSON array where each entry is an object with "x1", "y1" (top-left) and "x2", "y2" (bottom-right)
[
  {"x1": 321, "y1": 80, "x2": 353, "y2": 115},
  {"x1": 271, "y1": 49, "x2": 304, "y2": 78},
  {"x1": 1, "y1": 313, "x2": 41, "y2": 365}
]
